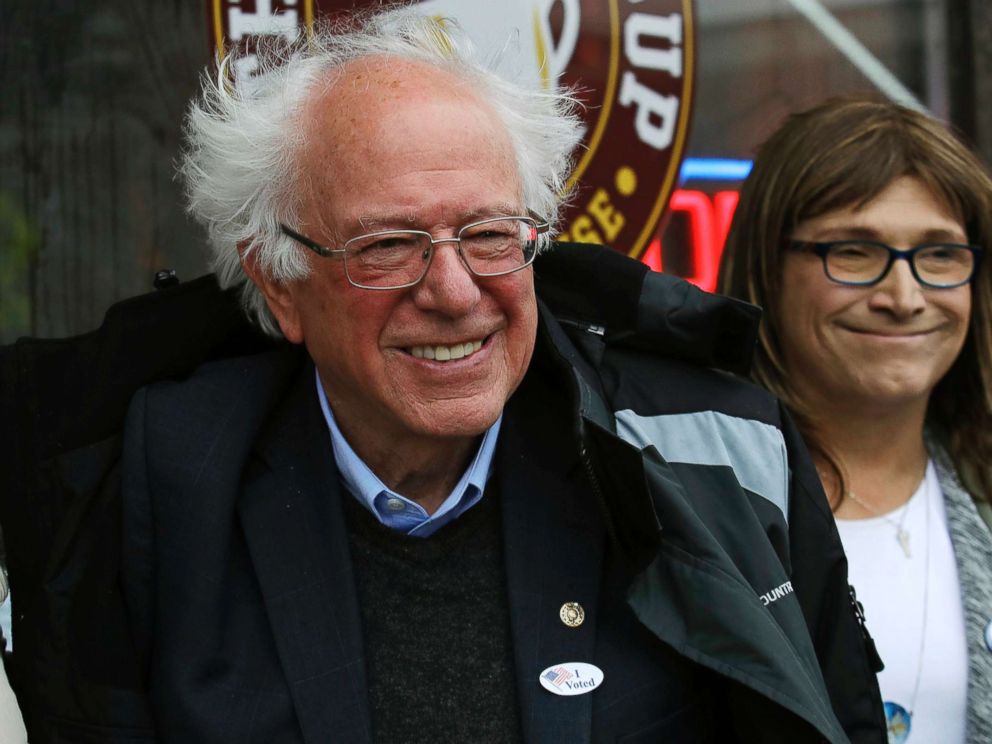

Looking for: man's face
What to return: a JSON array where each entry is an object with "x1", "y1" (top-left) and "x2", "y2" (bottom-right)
[
  {"x1": 260, "y1": 60, "x2": 538, "y2": 458},
  {"x1": 777, "y1": 176, "x2": 971, "y2": 414}
]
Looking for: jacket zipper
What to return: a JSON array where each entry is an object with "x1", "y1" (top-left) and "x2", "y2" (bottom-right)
[
  {"x1": 578, "y1": 434, "x2": 621, "y2": 553},
  {"x1": 848, "y1": 584, "x2": 884, "y2": 672}
]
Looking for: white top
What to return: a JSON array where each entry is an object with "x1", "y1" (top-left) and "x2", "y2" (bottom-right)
[
  {"x1": 836, "y1": 461, "x2": 968, "y2": 744},
  {"x1": 0, "y1": 593, "x2": 25, "y2": 743},
  {"x1": 0, "y1": 654, "x2": 26, "y2": 744}
]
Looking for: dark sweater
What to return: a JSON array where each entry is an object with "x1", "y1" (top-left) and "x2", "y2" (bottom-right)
[{"x1": 344, "y1": 487, "x2": 523, "y2": 744}]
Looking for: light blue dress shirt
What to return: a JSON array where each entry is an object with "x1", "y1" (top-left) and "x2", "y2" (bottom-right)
[{"x1": 315, "y1": 370, "x2": 501, "y2": 538}]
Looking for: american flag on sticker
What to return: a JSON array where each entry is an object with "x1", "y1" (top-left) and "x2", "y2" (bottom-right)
[{"x1": 542, "y1": 666, "x2": 573, "y2": 686}]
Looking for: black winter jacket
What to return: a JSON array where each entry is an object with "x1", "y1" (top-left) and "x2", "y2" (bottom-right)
[{"x1": 534, "y1": 245, "x2": 885, "y2": 743}]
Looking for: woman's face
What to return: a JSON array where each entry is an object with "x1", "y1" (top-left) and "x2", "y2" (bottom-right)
[{"x1": 776, "y1": 176, "x2": 972, "y2": 414}]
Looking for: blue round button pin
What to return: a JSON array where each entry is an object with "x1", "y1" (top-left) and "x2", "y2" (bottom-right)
[{"x1": 985, "y1": 618, "x2": 992, "y2": 652}]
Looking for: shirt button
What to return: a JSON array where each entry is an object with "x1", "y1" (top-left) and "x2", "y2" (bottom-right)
[{"x1": 385, "y1": 497, "x2": 405, "y2": 513}]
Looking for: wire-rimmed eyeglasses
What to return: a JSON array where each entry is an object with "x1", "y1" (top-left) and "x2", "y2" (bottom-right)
[
  {"x1": 784, "y1": 239, "x2": 983, "y2": 289},
  {"x1": 280, "y1": 216, "x2": 549, "y2": 290}
]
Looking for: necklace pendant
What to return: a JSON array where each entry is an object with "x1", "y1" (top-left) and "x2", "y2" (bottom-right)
[
  {"x1": 884, "y1": 701, "x2": 912, "y2": 743},
  {"x1": 896, "y1": 529, "x2": 912, "y2": 558}
]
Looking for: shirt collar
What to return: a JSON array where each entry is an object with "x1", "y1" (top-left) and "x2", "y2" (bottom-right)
[{"x1": 315, "y1": 369, "x2": 500, "y2": 537}]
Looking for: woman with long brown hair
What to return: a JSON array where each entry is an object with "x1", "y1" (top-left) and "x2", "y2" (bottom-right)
[{"x1": 718, "y1": 97, "x2": 992, "y2": 744}]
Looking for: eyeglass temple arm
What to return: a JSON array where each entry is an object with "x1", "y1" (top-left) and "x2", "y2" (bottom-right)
[{"x1": 280, "y1": 224, "x2": 342, "y2": 258}]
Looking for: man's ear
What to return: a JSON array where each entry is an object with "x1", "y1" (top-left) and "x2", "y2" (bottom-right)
[{"x1": 239, "y1": 243, "x2": 305, "y2": 344}]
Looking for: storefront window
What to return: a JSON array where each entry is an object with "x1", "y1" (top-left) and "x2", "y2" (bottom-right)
[{"x1": 655, "y1": 0, "x2": 951, "y2": 290}]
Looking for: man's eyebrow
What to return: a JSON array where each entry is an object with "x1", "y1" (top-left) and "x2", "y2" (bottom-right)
[
  {"x1": 351, "y1": 204, "x2": 525, "y2": 232},
  {"x1": 810, "y1": 225, "x2": 969, "y2": 243},
  {"x1": 458, "y1": 203, "x2": 524, "y2": 221},
  {"x1": 810, "y1": 226, "x2": 882, "y2": 241},
  {"x1": 353, "y1": 213, "x2": 417, "y2": 232},
  {"x1": 917, "y1": 227, "x2": 970, "y2": 243}
]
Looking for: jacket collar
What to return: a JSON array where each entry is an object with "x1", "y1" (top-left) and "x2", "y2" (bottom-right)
[
  {"x1": 238, "y1": 359, "x2": 373, "y2": 744},
  {"x1": 534, "y1": 242, "x2": 761, "y2": 377}
]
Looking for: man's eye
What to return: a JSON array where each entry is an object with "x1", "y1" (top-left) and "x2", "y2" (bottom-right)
[
  {"x1": 462, "y1": 221, "x2": 518, "y2": 240},
  {"x1": 473, "y1": 229, "x2": 512, "y2": 241},
  {"x1": 356, "y1": 235, "x2": 419, "y2": 253},
  {"x1": 832, "y1": 244, "x2": 872, "y2": 258},
  {"x1": 921, "y1": 246, "x2": 956, "y2": 260}
]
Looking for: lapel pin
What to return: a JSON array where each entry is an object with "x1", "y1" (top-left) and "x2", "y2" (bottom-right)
[
  {"x1": 539, "y1": 662, "x2": 604, "y2": 696},
  {"x1": 559, "y1": 601, "x2": 585, "y2": 628}
]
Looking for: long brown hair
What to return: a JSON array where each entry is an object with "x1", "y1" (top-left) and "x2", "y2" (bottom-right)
[{"x1": 717, "y1": 96, "x2": 992, "y2": 507}]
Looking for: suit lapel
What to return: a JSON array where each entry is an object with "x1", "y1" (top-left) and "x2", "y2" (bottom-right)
[
  {"x1": 498, "y1": 384, "x2": 603, "y2": 744},
  {"x1": 238, "y1": 364, "x2": 372, "y2": 744}
]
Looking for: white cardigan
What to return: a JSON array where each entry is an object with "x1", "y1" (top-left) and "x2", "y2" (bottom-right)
[{"x1": 0, "y1": 572, "x2": 26, "y2": 744}]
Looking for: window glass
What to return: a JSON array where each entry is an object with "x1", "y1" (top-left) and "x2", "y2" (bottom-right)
[{"x1": 654, "y1": 0, "x2": 950, "y2": 291}]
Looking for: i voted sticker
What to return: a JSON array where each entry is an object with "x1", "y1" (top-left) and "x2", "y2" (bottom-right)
[{"x1": 539, "y1": 662, "x2": 604, "y2": 696}]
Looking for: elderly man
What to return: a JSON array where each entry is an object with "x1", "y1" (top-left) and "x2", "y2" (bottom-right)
[{"x1": 17, "y1": 7, "x2": 884, "y2": 744}]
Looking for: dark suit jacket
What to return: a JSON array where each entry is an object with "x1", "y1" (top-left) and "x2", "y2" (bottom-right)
[{"x1": 120, "y1": 346, "x2": 743, "y2": 743}]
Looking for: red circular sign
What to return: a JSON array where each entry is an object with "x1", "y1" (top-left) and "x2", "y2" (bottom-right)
[{"x1": 209, "y1": 0, "x2": 694, "y2": 258}]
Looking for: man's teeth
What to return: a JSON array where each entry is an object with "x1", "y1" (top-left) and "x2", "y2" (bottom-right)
[{"x1": 410, "y1": 339, "x2": 483, "y2": 361}]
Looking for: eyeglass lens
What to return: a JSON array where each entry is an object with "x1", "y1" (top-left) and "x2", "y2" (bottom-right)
[
  {"x1": 345, "y1": 218, "x2": 539, "y2": 289},
  {"x1": 825, "y1": 242, "x2": 975, "y2": 287}
]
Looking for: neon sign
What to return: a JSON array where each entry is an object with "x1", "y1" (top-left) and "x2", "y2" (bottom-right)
[{"x1": 641, "y1": 158, "x2": 750, "y2": 292}]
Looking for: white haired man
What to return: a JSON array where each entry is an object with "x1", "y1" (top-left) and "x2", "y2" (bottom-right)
[{"x1": 20, "y1": 7, "x2": 884, "y2": 744}]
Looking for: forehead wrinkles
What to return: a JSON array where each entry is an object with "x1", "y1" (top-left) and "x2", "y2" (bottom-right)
[{"x1": 300, "y1": 57, "x2": 519, "y2": 222}]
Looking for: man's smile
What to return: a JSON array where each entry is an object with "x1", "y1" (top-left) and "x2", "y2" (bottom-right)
[
  {"x1": 835, "y1": 322, "x2": 946, "y2": 340},
  {"x1": 407, "y1": 337, "x2": 486, "y2": 361}
]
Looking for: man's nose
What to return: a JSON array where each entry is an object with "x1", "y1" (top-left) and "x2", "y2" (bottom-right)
[
  {"x1": 411, "y1": 240, "x2": 482, "y2": 316},
  {"x1": 868, "y1": 258, "x2": 927, "y2": 317}
]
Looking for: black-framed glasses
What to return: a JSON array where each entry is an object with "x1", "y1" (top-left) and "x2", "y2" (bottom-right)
[
  {"x1": 280, "y1": 216, "x2": 549, "y2": 290},
  {"x1": 784, "y1": 239, "x2": 982, "y2": 289}
]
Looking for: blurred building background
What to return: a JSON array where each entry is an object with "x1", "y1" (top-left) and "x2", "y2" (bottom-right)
[
  {"x1": 1, "y1": 0, "x2": 990, "y2": 343},
  {"x1": 652, "y1": 0, "x2": 992, "y2": 284}
]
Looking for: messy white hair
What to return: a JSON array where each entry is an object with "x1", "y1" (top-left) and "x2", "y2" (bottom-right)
[{"x1": 179, "y1": 4, "x2": 584, "y2": 337}]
